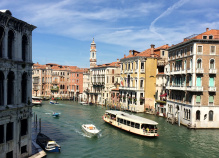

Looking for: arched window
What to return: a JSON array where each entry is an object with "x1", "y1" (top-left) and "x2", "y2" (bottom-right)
[
  {"x1": 196, "y1": 110, "x2": 200, "y2": 120},
  {"x1": 0, "y1": 26, "x2": 4, "y2": 58},
  {"x1": 8, "y1": 30, "x2": 14, "y2": 59},
  {"x1": 210, "y1": 59, "x2": 214, "y2": 69},
  {"x1": 209, "y1": 110, "x2": 213, "y2": 121},
  {"x1": 0, "y1": 71, "x2": 4, "y2": 105},
  {"x1": 22, "y1": 35, "x2": 28, "y2": 61},
  {"x1": 197, "y1": 59, "x2": 202, "y2": 68},
  {"x1": 21, "y1": 72, "x2": 27, "y2": 103},
  {"x1": 7, "y1": 71, "x2": 15, "y2": 105}
]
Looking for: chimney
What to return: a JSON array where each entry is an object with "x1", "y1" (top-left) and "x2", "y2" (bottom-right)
[
  {"x1": 206, "y1": 28, "x2": 209, "y2": 32},
  {"x1": 117, "y1": 59, "x2": 119, "y2": 62},
  {"x1": 124, "y1": 54, "x2": 126, "y2": 58},
  {"x1": 151, "y1": 44, "x2": 155, "y2": 56},
  {"x1": 129, "y1": 50, "x2": 132, "y2": 55}
]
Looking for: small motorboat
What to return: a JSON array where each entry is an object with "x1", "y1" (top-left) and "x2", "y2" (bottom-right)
[
  {"x1": 36, "y1": 132, "x2": 61, "y2": 152},
  {"x1": 52, "y1": 112, "x2": 60, "y2": 117},
  {"x1": 50, "y1": 101, "x2": 59, "y2": 104},
  {"x1": 81, "y1": 124, "x2": 100, "y2": 137}
]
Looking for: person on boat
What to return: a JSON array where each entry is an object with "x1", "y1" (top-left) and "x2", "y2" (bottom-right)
[
  {"x1": 142, "y1": 127, "x2": 145, "y2": 133},
  {"x1": 146, "y1": 127, "x2": 149, "y2": 133}
]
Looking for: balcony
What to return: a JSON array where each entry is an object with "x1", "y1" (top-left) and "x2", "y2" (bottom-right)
[
  {"x1": 166, "y1": 85, "x2": 186, "y2": 91},
  {"x1": 208, "y1": 86, "x2": 216, "y2": 92},
  {"x1": 196, "y1": 68, "x2": 204, "y2": 73},
  {"x1": 53, "y1": 81, "x2": 58, "y2": 84},
  {"x1": 140, "y1": 69, "x2": 145, "y2": 73},
  {"x1": 187, "y1": 68, "x2": 193, "y2": 73},
  {"x1": 135, "y1": 69, "x2": 138, "y2": 73},
  {"x1": 119, "y1": 86, "x2": 138, "y2": 91},
  {"x1": 187, "y1": 86, "x2": 203, "y2": 91},
  {"x1": 51, "y1": 86, "x2": 59, "y2": 91},
  {"x1": 209, "y1": 69, "x2": 217, "y2": 74}
]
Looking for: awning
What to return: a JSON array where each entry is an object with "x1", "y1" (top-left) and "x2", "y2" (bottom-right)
[{"x1": 160, "y1": 93, "x2": 167, "y2": 97}]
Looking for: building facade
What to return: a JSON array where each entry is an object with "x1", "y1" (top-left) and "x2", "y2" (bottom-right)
[
  {"x1": 119, "y1": 45, "x2": 159, "y2": 112},
  {"x1": 166, "y1": 28, "x2": 219, "y2": 128},
  {"x1": 0, "y1": 10, "x2": 36, "y2": 158},
  {"x1": 32, "y1": 63, "x2": 85, "y2": 100},
  {"x1": 155, "y1": 45, "x2": 169, "y2": 116}
]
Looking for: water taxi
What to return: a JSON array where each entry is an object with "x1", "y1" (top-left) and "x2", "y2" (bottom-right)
[
  {"x1": 81, "y1": 124, "x2": 100, "y2": 137},
  {"x1": 102, "y1": 110, "x2": 158, "y2": 137},
  {"x1": 32, "y1": 97, "x2": 42, "y2": 106}
]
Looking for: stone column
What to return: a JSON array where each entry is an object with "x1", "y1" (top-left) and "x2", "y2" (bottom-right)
[
  {"x1": 27, "y1": 71, "x2": 32, "y2": 104},
  {"x1": 2, "y1": 29, "x2": 8, "y2": 58},
  {"x1": 3, "y1": 73, "x2": 7, "y2": 106}
]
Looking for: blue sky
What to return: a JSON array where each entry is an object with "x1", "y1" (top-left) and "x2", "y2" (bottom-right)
[{"x1": 1, "y1": 0, "x2": 219, "y2": 68}]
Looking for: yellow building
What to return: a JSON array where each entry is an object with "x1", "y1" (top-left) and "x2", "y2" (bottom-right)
[{"x1": 119, "y1": 45, "x2": 160, "y2": 112}]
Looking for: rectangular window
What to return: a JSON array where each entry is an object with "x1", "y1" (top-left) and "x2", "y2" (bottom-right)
[
  {"x1": 127, "y1": 121, "x2": 130, "y2": 126},
  {"x1": 6, "y1": 122, "x2": 13, "y2": 141},
  {"x1": 21, "y1": 119, "x2": 28, "y2": 136},
  {"x1": 141, "y1": 62, "x2": 144, "y2": 69},
  {"x1": 0, "y1": 124, "x2": 4, "y2": 144},
  {"x1": 112, "y1": 76, "x2": 114, "y2": 83},
  {"x1": 162, "y1": 51, "x2": 165, "y2": 56},
  {"x1": 203, "y1": 35, "x2": 207, "y2": 39},
  {"x1": 209, "y1": 96, "x2": 214, "y2": 103},
  {"x1": 209, "y1": 77, "x2": 214, "y2": 87},
  {"x1": 210, "y1": 46, "x2": 216, "y2": 54},
  {"x1": 190, "y1": 46, "x2": 193, "y2": 54},
  {"x1": 209, "y1": 35, "x2": 213, "y2": 39},
  {"x1": 112, "y1": 69, "x2": 114, "y2": 74},
  {"x1": 6, "y1": 151, "x2": 13, "y2": 158},
  {"x1": 21, "y1": 145, "x2": 27, "y2": 154},
  {"x1": 131, "y1": 122, "x2": 134, "y2": 127},
  {"x1": 135, "y1": 123, "x2": 140, "y2": 129},
  {"x1": 196, "y1": 95, "x2": 201, "y2": 103},
  {"x1": 120, "y1": 119, "x2": 123, "y2": 123},
  {"x1": 197, "y1": 46, "x2": 202, "y2": 53},
  {"x1": 184, "y1": 48, "x2": 187, "y2": 56},
  {"x1": 123, "y1": 120, "x2": 127, "y2": 125},
  {"x1": 140, "y1": 80, "x2": 143, "y2": 88}
]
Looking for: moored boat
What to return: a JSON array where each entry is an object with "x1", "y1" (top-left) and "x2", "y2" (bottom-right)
[
  {"x1": 36, "y1": 132, "x2": 61, "y2": 152},
  {"x1": 102, "y1": 110, "x2": 158, "y2": 137},
  {"x1": 32, "y1": 97, "x2": 42, "y2": 106},
  {"x1": 81, "y1": 124, "x2": 100, "y2": 137}
]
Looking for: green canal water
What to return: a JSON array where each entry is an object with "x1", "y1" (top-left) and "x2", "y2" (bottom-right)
[{"x1": 32, "y1": 101, "x2": 219, "y2": 158}]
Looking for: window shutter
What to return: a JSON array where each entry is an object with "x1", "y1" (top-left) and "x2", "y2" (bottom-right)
[
  {"x1": 196, "y1": 96, "x2": 201, "y2": 103},
  {"x1": 209, "y1": 96, "x2": 214, "y2": 103}
]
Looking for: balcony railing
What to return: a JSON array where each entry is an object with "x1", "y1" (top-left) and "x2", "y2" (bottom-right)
[
  {"x1": 209, "y1": 69, "x2": 217, "y2": 74},
  {"x1": 208, "y1": 86, "x2": 216, "y2": 92},
  {"x1": 196, "y1": 68, "x2": 204, "y2": 73},
  {"x1": 51, "y1": 86, "x2": 59, "y2": 91},
  {"x1": 187, "y1": 86, "x2": 203, "y2": 91},
  {"x1": 140, "y1": 69, "x2": 145, "y2": 73}
]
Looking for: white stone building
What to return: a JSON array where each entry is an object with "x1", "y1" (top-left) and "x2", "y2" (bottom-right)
[{"x1": 0, "y1": 10, "x2": 36, "y2": 157}]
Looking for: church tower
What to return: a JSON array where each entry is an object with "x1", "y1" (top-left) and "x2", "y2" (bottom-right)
[{"x1": 90, "y1": 38, "x2": 97, "y2": 68}]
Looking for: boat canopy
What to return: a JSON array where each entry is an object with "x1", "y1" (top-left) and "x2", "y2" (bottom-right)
[{"x1": 105, "y1": 110, "x2": 158, "y2": 125}]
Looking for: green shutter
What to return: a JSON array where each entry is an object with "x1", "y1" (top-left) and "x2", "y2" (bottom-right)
[
  {"x1": 196, "y1": 76, "x2": 201, "y2": 86},
  {"x1": 196, "y1": 96, "x2": 201, "y2": 103},
  {"x1": 209, "y1": 96, "x2": 214, "y2": 103},
  {"x1": 209, "y1": 77, "x2": 214, "y2": 87}
]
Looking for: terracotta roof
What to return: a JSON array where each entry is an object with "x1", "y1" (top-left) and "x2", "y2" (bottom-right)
[
  {"x1": 121, "y1": 45, "x2": 169, "y2": 60},
  {"x1": 93, "y1": 61, "x2": 120, "y2": 68},
  {"x1": 169, "y1": 28, "x2": 219, "y2": 48}
]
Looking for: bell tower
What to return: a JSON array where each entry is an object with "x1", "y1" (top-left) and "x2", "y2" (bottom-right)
[{"x1": 90, "y1": 38, "x2": 97, "y2": 68}]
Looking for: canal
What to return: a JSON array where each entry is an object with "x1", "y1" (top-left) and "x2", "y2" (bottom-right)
[{"x1": 32, "y1": 101, "x2": 219, "y2": 158}]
